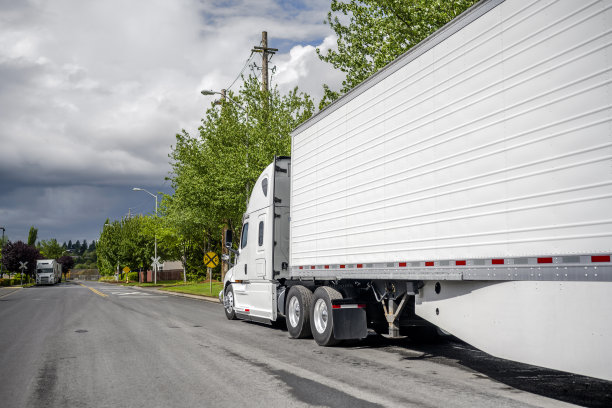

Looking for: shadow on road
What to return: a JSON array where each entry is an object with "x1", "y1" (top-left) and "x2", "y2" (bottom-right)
[{"x1": 344, "y1": 334, "x2": 611, "y2": 408}]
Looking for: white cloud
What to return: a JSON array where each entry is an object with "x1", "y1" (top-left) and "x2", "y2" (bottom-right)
[
  {"x1": 273, "y1": 34, "x2": 343, "y2": 102},
  {"x1": 0, "y1": 0, "x2": 344, "y2": 243}
]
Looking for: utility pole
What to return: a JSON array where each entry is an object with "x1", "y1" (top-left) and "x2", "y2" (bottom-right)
[{"x1": 252, "y1": 31, "x2": 278, "y2": 92}]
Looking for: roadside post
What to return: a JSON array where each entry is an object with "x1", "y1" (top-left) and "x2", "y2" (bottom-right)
[
  {"x1": 204, "y1": 252, "x2": 219, "y2": 294},
  {"x1": 151, "y1": 256, "x2": 161, "y2": 285},
  {"x1": 18, "y1": 261, "x2": 27, "y2": 286}
]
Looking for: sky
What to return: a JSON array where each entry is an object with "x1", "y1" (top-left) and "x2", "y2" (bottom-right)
[{"x1": 0, "y1": 0, "x2": 345, "y2": 245}]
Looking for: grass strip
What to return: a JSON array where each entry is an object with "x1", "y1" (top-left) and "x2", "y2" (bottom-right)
[{"x1": 159, "y1": 282, "x2": 224, "y2": 297}]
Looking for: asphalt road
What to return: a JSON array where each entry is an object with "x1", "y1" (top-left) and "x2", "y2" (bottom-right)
[{"x1": 0, "y1": 281, "x2": 610, "y2": 408}]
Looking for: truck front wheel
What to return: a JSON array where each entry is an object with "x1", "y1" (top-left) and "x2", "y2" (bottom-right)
[
  {"x1": 286, "y1": 286, "x2": 313, "y2": 339},
  {"x1": 311, "y1": 287, "x2": 342, "y2": 346},
  {"x1": 224, "y1": 285, "x2": 238, "y2": 320}
]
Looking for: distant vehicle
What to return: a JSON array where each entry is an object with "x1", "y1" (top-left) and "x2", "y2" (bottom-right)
[
  {"x1": 219, "y1": 0, "x2": 612, "y2": 381},
  {"x1": 36, "y1": 259, "x2": 61, "y2": 285}
]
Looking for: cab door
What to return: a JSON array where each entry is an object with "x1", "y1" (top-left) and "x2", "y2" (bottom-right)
[{"x1": 232, "y1": 168, "x2": 276, "y2": 322}]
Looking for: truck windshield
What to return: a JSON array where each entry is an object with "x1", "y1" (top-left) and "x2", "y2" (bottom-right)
[{"x1": 37, "y1": 268, "x2": 53, "y2": 274}]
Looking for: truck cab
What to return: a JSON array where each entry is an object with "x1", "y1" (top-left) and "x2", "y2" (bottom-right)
[
  {"x1": 223, "y1": 157, "x2": 290, "y2": 323},
  {"x1": 36, "y1": 259, "x2": 61, "y2": 285}
]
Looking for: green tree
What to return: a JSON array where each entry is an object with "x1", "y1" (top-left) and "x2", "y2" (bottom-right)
[
  {"x1": 38, "y1": 239, "x2": 64, "y2": 259},
  {"x1": 57, "y1": 255, "x2": 75, "y2": 278},
  {"x1": 317, "y1": 0, "x2": 477, "y2": 108},
  {"x1": 1, "y1": 241, "x2": 42, "y2": 277},
  {"x1": 27, "y1": 226, "x2": 38, "y2": 246},
  {"x1": 97, "y1": 216, "x2": 159, "y2": 276},
  {"x1": 97, "y1": 220, "x2": 119, "y2": 275},
  {"x1": 167, "y1": 75, "x2": 313, "y2": 278}
]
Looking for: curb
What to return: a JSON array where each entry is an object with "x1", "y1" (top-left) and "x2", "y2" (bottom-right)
[{"x1": 156, "y1": 289, "x2": 221, "y2": 303}]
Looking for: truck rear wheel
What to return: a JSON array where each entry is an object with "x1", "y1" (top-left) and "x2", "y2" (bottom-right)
[
  {"x1": 224, "y1": 285, "x2": 238, "y2": 320},
  {"x1": 286, "y1": 286, "x2": 313, "y2": 339},
  {"x1": 310, "y1": 286, "x2": 342, "y2": 346}
]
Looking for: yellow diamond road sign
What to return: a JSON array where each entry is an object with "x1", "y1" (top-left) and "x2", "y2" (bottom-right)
[
  {"x1": 204, "y1": 252, "x2": 219, "y2": 268},
  {"x1": 123, "y1": 266, "x2": 130, "y2": 274}
]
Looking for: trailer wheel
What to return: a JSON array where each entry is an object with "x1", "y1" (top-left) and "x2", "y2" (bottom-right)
[
  {"x1": 310, "y1": 286, "x2": 342, "y2": 346},
  {"x1": 224, "y1": 285, "x2": 238, "y2": 320},
  {"x1": 286, "y1": 286, "x2": 313, "y2": 339}
]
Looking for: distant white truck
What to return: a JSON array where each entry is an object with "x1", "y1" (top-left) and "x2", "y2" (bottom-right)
[
  {"x1": 36, "y1": 259, "x2": 61, "y2": 285},
  {"x1": 219, "y1": 0, "x2": 612, "y2": 381}
]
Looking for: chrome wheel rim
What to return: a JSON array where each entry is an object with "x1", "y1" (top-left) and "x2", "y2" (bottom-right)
[
  {"x1": 313, "y1": 298, "x2": 328, "y2": 334},
  {"x1": 288, "y1": 296, "x2": 300, "y2": 328},
  {"x1": 225, "y1": 290, "x2": 234, "y2": 312}
]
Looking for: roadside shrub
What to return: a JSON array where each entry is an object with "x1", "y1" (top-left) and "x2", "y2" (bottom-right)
[
  {"x1": 0, "y1": 278, "x2": 9, "y2": 287},
  {"x1": 127, "y1": 272, "x2": 138, "y2": 282}
]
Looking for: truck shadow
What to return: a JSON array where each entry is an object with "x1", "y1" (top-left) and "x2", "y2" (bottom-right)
[{"x1": 345, "y1": 334, "x2": 612, "y2": 408}]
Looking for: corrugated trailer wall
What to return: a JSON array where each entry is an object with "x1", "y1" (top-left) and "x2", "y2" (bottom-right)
[{"x1": 290, "y1": 0, "x2": 612, "y2": 266}]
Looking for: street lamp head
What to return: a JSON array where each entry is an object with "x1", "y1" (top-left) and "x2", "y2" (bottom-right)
[
  {"x1": 201, "y1": 90, "x2": 217, "y2": 96},
  {"x1": 132, "y1": 187, "x2": 142, "y2": 191}
]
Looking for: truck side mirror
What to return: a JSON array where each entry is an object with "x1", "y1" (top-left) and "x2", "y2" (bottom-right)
[{"x1": 224, "y1": 229, "x2": 233, "y2": 248}]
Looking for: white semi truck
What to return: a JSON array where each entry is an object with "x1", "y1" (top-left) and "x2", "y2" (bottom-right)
[
  {"x1": 36, "y1": 259, "x2": 61, "y2": 285},
  {"x1": 219, "y1": 0, "x2": 612, "y2": 381}
]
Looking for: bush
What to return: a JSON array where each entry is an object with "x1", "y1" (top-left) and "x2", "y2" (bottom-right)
[
  {"x1": 127, "y1": 272, "x2": 138, "y2": 282},
  {"x1": 1, "y1": 275, "x2": 32, "y2": 286}
]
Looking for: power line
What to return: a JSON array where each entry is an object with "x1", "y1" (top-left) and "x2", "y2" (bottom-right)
[{"x1": 227, "y1": 51, "x2": 256, "y2": 92}]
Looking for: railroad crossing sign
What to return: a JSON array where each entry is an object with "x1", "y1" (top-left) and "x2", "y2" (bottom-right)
[
  {"x1": 123, "y1": 266, "x2": 130, "y2": 274},
  {"x1": 151, "y1": 256, "x2": 162, "y2": 270},
  {"x1": 203, "y1": 252, "x2": 219, "y2": 268},
  {"x1": 19, "y1": 261, "x2": 28, "y2": 271}
]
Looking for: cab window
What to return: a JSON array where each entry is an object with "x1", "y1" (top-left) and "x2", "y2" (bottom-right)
[
  {"x1": 240, "y1": 223, "x2": 249, "y2": 249},
  {"x1": 258, "y1": 221, "x2": 264, "y2": 246}
]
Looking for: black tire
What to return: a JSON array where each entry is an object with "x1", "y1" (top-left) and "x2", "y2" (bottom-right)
[
  {"x1": 224, "y1": 284, "x2": 238, "y2": 320},
  {"x1": 310, "y1": 286, "x2": 342, "y2": 346},
  {"x1": 286, "y1": 286, "x2": 313, "y2": 339}
]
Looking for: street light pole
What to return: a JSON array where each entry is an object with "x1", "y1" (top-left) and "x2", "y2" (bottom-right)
[
  {"x1": 133, "y1": 187, "x2": 159, "y2": 285},
  {"x1": 0, "y1": 227, "x2": 5, "y2": 279}
]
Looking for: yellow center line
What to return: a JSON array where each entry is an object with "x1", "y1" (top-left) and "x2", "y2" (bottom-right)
[{"x1": 78, "y1": 283, "x2": 108, "y2": 297}]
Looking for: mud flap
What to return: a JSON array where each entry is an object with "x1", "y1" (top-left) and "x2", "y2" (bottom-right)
[{"x1": 332, "y1": 308, "x2": 368, "y2": 340}]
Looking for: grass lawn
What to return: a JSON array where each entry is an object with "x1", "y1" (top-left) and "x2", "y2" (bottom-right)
[{"x1": 159, "y1": 281, "x2": 224, "y2": 297}]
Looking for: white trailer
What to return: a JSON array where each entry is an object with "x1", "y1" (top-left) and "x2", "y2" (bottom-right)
[
  {"x1": 220, "y1": 0, "x2": 612, "y2": 381},
  {"x1": 36, "y1": 259, "x2": 61, "y2": 285}
]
